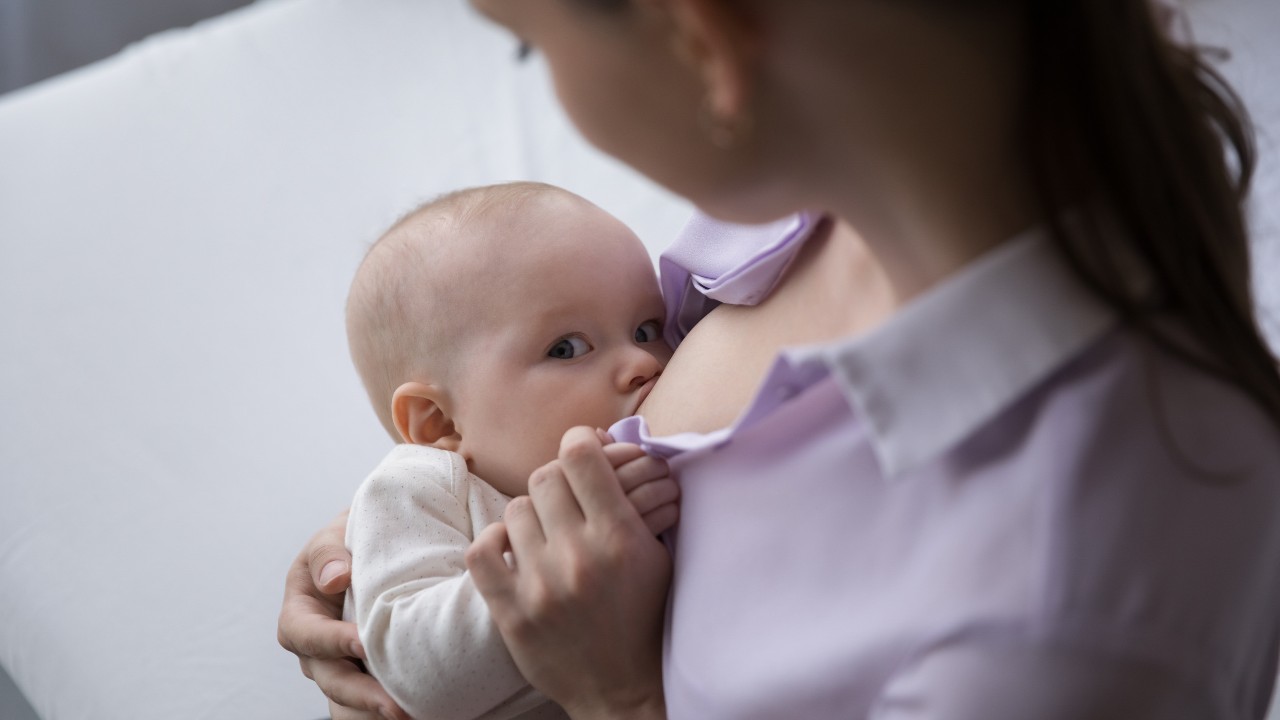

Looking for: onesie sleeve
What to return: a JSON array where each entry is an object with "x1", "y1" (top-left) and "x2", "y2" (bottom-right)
[
  {"x1": 345, "y1": 446, "x2": 560, "y2": 720},
  {"x1": 868, "y1": 636, "x2": 1224, "y2": 720}
]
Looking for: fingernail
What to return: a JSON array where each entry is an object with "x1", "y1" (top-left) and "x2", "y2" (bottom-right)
[
  {"x1": 319, "y1": 560, "x2": 348, "y2": 587},
  {"x1": 350, "y1": 638, "x2": 365, "y2": 659},
  {"x1": 381, "y1": 708, "x2": 398, "y2": 720},
  {"x1": 596, "y1": 427, "x2": 612, "y2": 444}
]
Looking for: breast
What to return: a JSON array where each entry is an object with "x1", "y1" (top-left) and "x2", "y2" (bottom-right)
[
  {"x1": 639, "y1": 221, "x2": 893, "y2": 436},
  {"x1": 638, "y1": 304, "x2": 781, "y2": 436}
]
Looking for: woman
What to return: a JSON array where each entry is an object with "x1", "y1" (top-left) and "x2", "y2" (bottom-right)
[{"x1": 280, "y1": 1, "x2": 1280, "y2": 718}]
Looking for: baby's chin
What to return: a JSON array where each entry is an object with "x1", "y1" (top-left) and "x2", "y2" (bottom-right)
[
  {"x1": 460, "y1": 455, "x2": 528, "y2": 498},
  {"x1": 483, "y1": 471, "x2": 530, "y2": 499},
  {"x1": 475, "y1": 416, "x2": 637, "y2": 497}
]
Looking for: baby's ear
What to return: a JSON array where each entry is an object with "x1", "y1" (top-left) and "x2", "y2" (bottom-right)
[{"x1": 391, "y1": 382, "x2": 461, "y2": 449}]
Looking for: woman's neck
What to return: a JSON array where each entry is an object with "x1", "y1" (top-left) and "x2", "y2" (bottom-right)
[
  {"x1": 820, "y1": 142, "x2": 1041, "y2": 304},
  {"x1": 774, "y1": 1, "x2": 1040, "y2": 302}
]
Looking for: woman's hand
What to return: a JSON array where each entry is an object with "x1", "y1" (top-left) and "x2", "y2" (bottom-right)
[
  {"x1": 467, "y1": 427, "x2": 671, "y2": 720},
  {"x1": 277, "y1": 510, "x2": 410, "y2": 720}
]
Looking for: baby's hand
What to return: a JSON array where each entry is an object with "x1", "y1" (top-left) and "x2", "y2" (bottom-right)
[{"x1": 597, "y1": 431, "x2": 680, "y2": 535}]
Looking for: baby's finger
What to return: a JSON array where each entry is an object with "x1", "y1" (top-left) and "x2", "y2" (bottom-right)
[
  {"x1": 625, "y1": 477, "x2": 680, "y2": 517},
  {"x1": 642, "y1": 502, "x2": 680, "y2": 536},
  {"x1": 601, "y1": 441, "x2": 647, "y2": 469},
  {"x1": 613, "y1": 454, "x2": 670, "y2": 494}
]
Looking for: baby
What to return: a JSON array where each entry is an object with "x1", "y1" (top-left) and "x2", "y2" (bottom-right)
[{"x1": 343, "y1": 182, "x2": 674, "y2": 720}]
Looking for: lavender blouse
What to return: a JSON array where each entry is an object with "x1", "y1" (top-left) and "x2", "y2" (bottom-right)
[{"x1": 611, "y1": 214, "x2": 1280, "y2": 720}]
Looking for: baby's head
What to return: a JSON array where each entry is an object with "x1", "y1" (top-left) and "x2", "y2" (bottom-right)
[{"x1": 347, "y1": 182, "x2": 671, "y2": 496}]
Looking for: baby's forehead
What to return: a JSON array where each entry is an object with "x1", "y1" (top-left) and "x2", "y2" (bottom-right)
[
  {"x1": 456, "y1": 196, "x2": 644, "y2": 269},
  {"x1": 372, "y1": 185, "x2": 657, "y2": 318}
]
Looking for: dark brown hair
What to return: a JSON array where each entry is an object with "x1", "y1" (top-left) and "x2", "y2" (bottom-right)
[{"x1": 1025, "y1": 0, "x2": 1280, "y2": 426}]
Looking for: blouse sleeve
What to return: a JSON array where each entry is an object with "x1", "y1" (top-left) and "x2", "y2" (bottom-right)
[{"x1": 868, "y1": 638, "x2": 1222, "y2": 720}]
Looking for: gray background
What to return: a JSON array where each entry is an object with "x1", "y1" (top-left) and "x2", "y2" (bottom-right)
[{"x1": 0, "y1": 0, "x2": 254, "y2": 95}]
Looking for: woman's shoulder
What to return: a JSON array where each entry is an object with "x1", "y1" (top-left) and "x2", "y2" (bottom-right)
[
  {"x1": 1009, "y1": 324, "x2": 1280, "y2": 681},
  {"x1": 1029, "y1": 322, "x2": 1280, "y2": 486},
  {"x1": 1022, "y1": 322, "x2": 1280, "y2": 546}
]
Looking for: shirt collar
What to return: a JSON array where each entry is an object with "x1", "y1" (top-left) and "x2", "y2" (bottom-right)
[{"x1": 793, "y1": 228, "x2": 1116, "y2": 479}]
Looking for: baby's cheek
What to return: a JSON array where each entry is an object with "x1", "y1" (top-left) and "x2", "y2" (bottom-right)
[
  {"x1": 484, "y1": 459, "x2": 533, "y2": 498},
  {"x1": 466, "y1": 435, "x2": 534, "y2": 497},
  {"x1": 495, "y1": 432, "x2": 561, "y2": 497}
]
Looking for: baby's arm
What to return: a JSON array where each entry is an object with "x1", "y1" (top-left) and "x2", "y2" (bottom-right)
[{"x1": 347, "y1": 448, "x2": 554, "y2": 720}]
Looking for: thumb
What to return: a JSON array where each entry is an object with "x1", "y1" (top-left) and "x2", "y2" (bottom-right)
[{"x1": 307, "y1": 512, "x2": 354, "y2": 595}]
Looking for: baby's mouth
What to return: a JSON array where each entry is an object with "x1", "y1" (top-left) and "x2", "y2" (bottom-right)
[{"x1": 631, "y1": 375, "x2": 660, "y2": 416}]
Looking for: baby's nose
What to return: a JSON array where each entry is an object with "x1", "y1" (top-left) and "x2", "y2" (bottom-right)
[{"x1": 620, "y1": 347, "x2": 663, "y2": 391}]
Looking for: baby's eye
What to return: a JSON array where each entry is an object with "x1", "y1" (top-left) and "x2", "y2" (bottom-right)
[
  {"x1": 547, "y1": 335, "x2": 591, "y2": 360},
  {"x1": 634, "y1": 321, "x2": 662, "y2": 343}
]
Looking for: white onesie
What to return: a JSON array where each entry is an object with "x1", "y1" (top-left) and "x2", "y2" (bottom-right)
[{"x1": 345, "y1": 444, "x2": 567, "y2": 720}]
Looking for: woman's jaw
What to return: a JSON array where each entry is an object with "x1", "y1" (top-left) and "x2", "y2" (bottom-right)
[{"x1": 474, "y1": 0, "x2": 1042, "y2": 296}]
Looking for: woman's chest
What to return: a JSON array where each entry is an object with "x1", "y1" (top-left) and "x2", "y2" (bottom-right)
[
  {"x1": 638, "y1": 306, "x2": 793, "y2": 436},
  {"x1": 640, "y1": 226, "x2": 892, "y2": 436},
  {"x1": 658, "y1": 382, "x2": 1042, "y2": 719}
]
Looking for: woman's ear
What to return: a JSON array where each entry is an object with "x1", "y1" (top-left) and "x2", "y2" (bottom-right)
[
  {"x1": 664, "y1": 0, "x2": 761, "y2": 123},
  {"x1": 391, "y1": 382, "x2": 462, "y2": 450}
]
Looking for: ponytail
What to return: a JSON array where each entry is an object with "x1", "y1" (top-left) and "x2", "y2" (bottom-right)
[{"x1": 1024, "y1": 0, "x2": 1280, "y2": 426}]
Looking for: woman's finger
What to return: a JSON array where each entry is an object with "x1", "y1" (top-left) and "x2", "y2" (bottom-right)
[
  {"x1": 308, "y1": 657, "x2": 411, "y2": 720},
  {"x1": 504, "y1": 495, "x2": 547, "y2": 558},
  {"x1": 526, "y1": 461, "x2": 584, "y2": 534},
  {"x1": 558, "y1": 426, "x2": 633, "y2": 520},
  {"x1": 279, "y1": 597, "x2": 364, "y2": 660},
  {"x1": 329, "y1": 699, "x2": 381, "y2": 720},
  {"x1": 306, "y1": 510, "x2": 354, "y2": 594},
  {"x1": 279, "y1": 553, "x2": 363, "y2": 660},
  {"x1": 467, "y1": 521, "x2": 515, "y2": 604}
]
